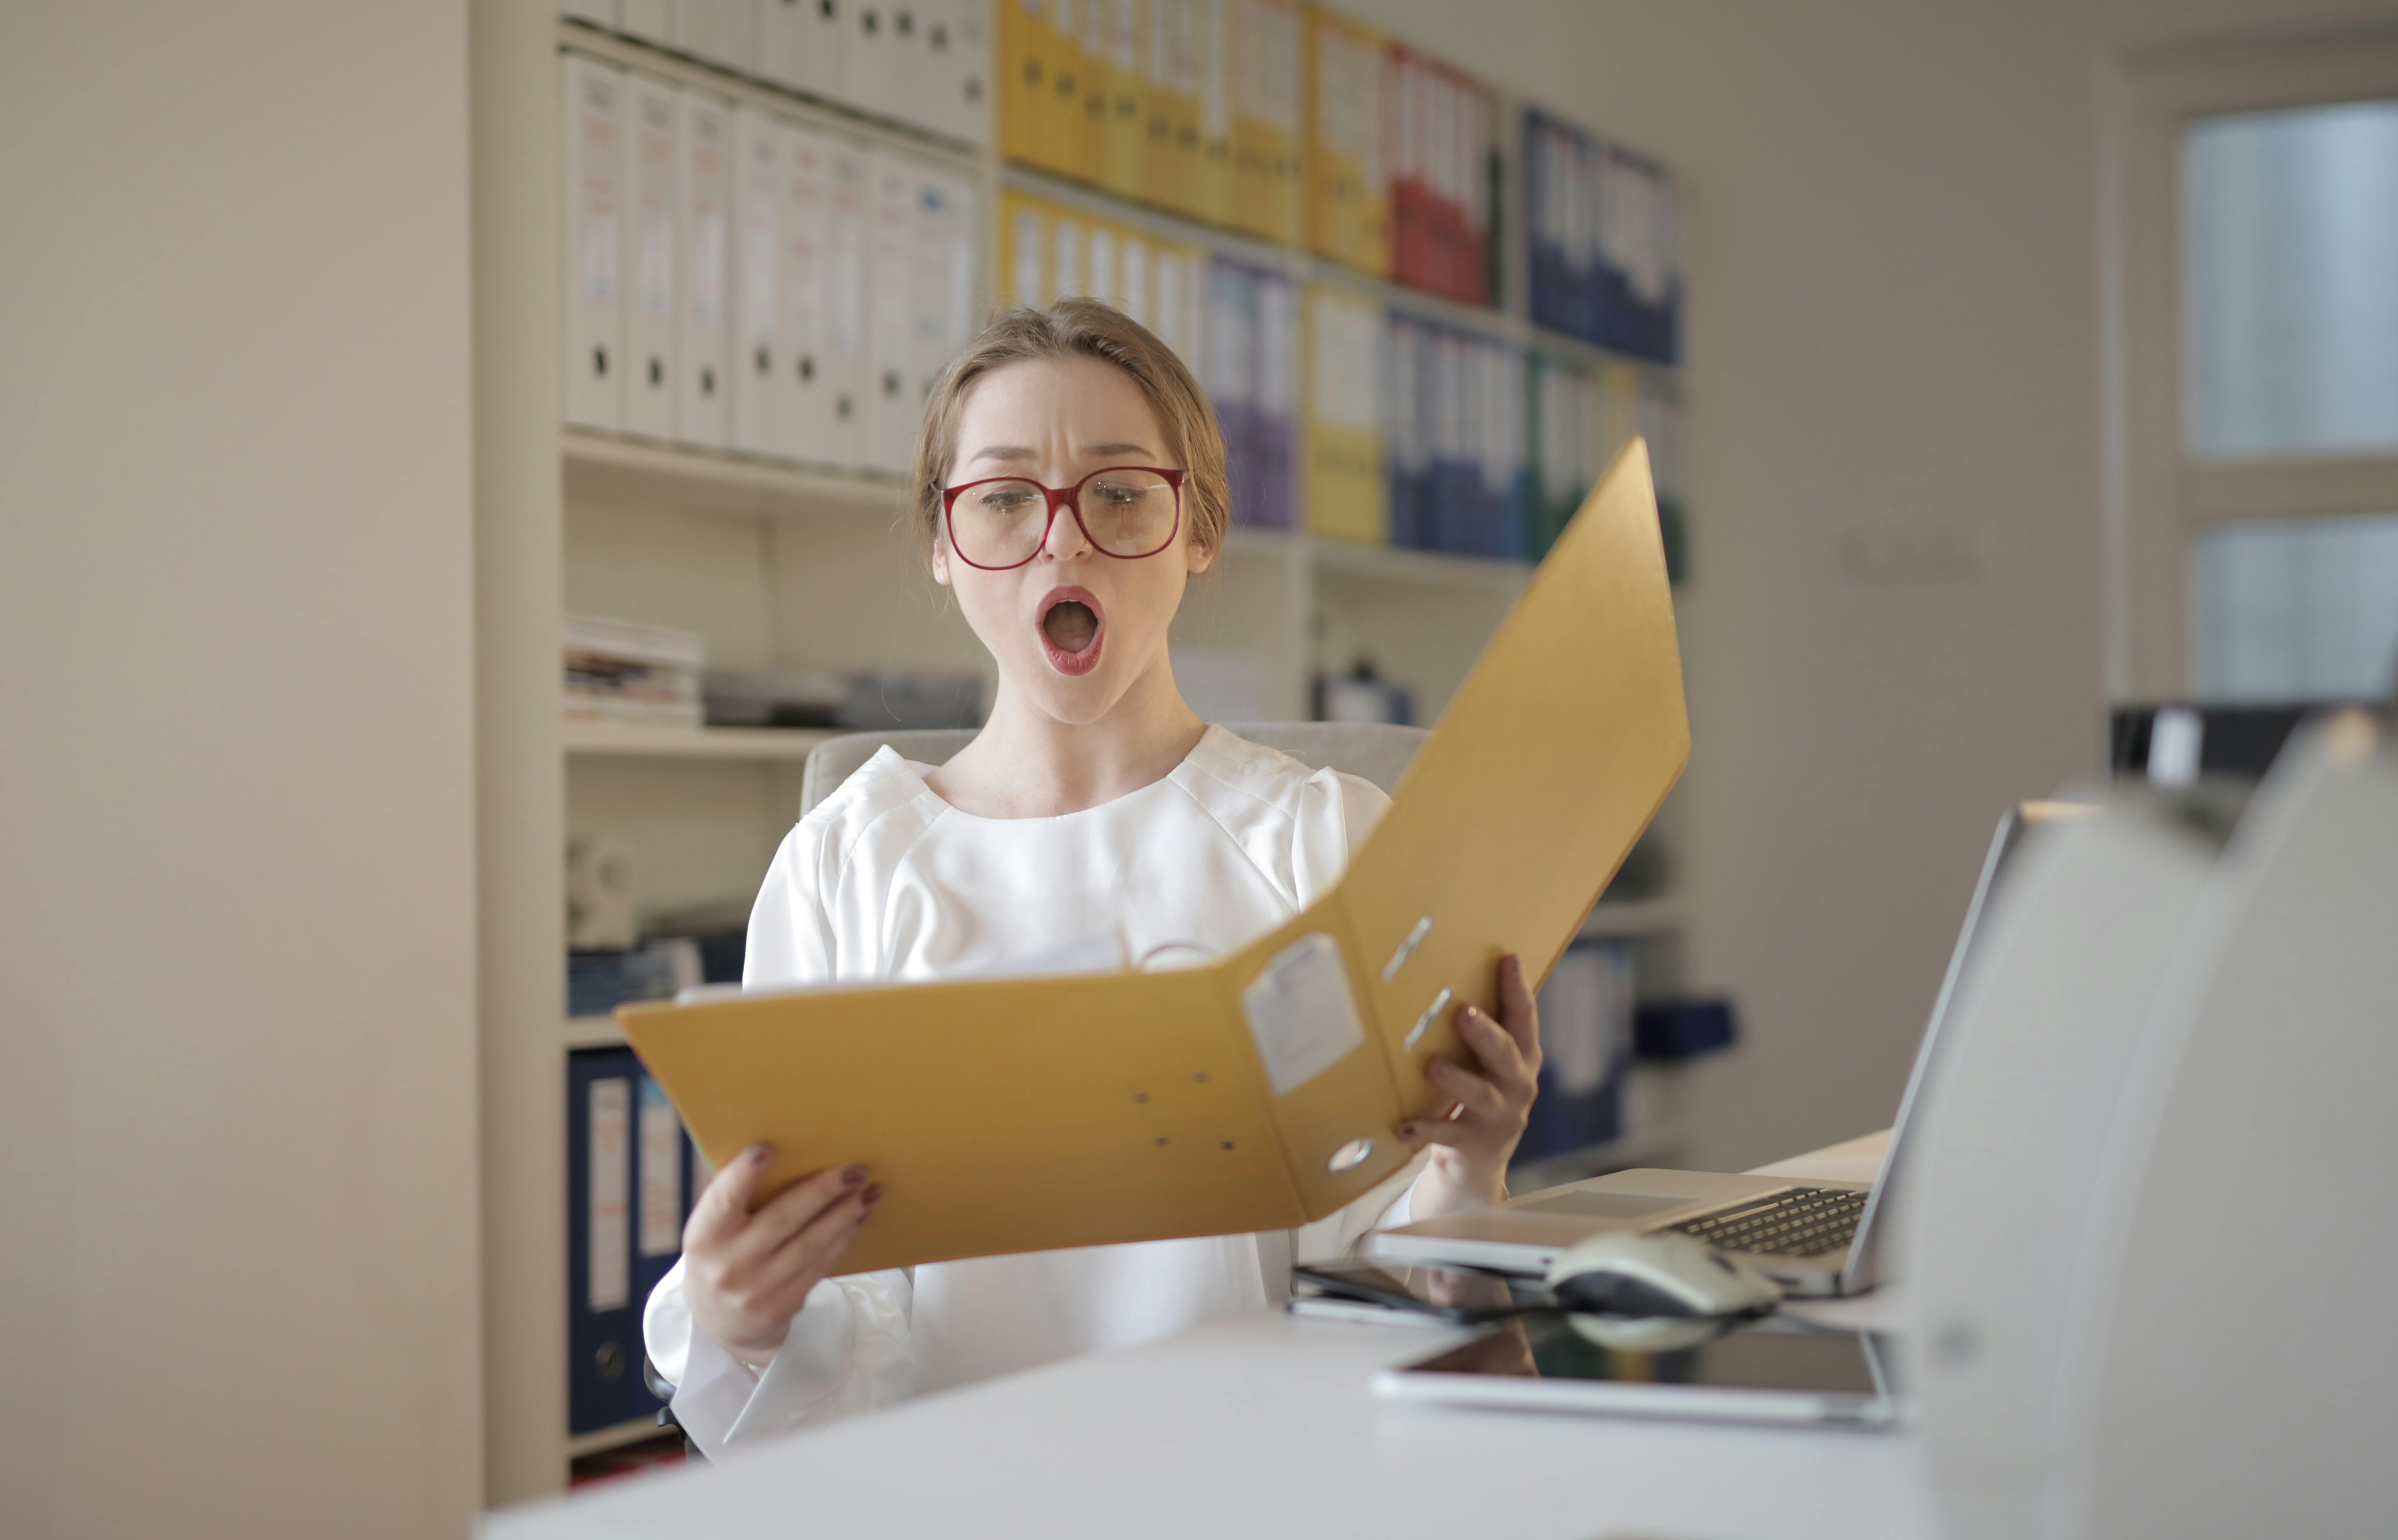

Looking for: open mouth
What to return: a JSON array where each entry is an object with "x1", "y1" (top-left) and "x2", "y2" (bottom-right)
[{"x1": 1037, "y1": 586, "x2": 1105, "y2": 675}]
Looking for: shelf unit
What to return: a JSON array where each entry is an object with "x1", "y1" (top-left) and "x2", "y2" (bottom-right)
[
  {"x1": 474, "y1": 4, "x2": 1696, "y2": 1504},
  {"x1": 561, "y1": 720, "x2": 838, "y2": 759}
]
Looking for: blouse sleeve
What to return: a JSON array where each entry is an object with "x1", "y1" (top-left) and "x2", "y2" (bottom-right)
[{"x1": 643, "y1": 818, "x2": 918, "y2": 1458}]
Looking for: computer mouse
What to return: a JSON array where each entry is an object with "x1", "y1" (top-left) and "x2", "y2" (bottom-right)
[{"x1": 1544, "y1": 1231, "x2": 1783, "y2": 1323}]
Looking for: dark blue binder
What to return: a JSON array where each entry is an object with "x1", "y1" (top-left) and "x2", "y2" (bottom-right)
[{"x1": 568, "y1": 1046, "x2": 697, "y2": 1435}]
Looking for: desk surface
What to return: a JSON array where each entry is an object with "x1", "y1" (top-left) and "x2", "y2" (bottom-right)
[{"x1": 486, "y1": 1131, "x2": 1925, "y2": 1540}]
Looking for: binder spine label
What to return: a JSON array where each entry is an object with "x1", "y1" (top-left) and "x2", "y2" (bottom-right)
[{"x1": 587, "y1": 1077, "x2": 632, "y2": 1311}]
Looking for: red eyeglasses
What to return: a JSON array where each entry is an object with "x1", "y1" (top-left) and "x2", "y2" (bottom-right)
[{"x1": 940, "y1": 466, "x2": 1187, "y2": 571}]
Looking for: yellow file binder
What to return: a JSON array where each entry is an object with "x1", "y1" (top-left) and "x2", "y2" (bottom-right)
[
  {"x1": 1304, "y1": 7, "x2": 1390, "y2": 277},
  {"x1": 1303, "y1": 283, "x2": 1387, "y2": 544},
  {"x1": 998, "y1": 0, "x2": 1081, "y2": 176},
  {"x1": 622, "y1": 440, "x2": 1689, "y2": 1272},
  {"x1": 1227, "y1": 0, "x2": 1303, "y2": 244},
  {"x1": 1084, "y1": 0, "x2": 1149, "y2": 198}
]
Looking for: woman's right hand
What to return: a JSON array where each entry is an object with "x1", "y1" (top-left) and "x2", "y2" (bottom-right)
[{"x1": 681, "y1": 1144, "x2": 881, "y2": 1370}]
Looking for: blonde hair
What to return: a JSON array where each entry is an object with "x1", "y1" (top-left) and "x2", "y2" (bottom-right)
[{"x1": 908, "y1": 298, "x2": 1229, "y2": 565}]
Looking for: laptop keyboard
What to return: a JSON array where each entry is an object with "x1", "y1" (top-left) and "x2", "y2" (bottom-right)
[{"x1": 1669, "y1": 1187, "x2": 1869, "y2": 1258}]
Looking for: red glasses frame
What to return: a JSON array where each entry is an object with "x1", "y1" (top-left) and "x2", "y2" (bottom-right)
[{"x1": 940, "y1": 465, "x2": 1188, "y2": 571}]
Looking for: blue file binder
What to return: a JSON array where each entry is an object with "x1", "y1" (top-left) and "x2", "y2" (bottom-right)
[
  {"x1": 1520, "y1": 939, "x2": 1635, "y2": 1162},
  {"x1": 1523, "y1": 109, "x2": 1682, "y2": 367},
  {"x1": 568, "y1": 1046, "x2": 698, "y2": 1435}
]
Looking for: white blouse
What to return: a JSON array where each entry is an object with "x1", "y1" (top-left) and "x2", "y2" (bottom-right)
[{"x1": 643, "y1": 725, "x2": 1428, "y2": 1456}]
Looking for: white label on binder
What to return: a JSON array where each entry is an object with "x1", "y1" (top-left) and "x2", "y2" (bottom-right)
[
  {"x1": 1089, "y1": 227, "x2": 1117, "y2": 310},
  {"x1": 1012, "y1": 207, "x2": 1045, "y2": 308},
  {"x1": 588, "y1": 1078, "x2": 632, "y2": 1311},
  {"x1": 1053, "y1": 219, "x2": 1082, "y2": 299},
  {"x1": 1240, "y1": 932, "x2": 1365, "y2": 1097},
  {"x1": 1122, "y1": 238, "x2": 1149, "y2": 328},
  {"x1": 637, "y1": 1079, "x2": 683, "y2": 1258}
]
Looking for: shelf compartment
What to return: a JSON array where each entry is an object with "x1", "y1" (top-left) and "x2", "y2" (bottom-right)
[
  {"x1": 1305, "y1": 536, "x2": 1534, "y2": 594},
  {"x1": 555, "y1": 16, "x2": 986, "y2": 165},
  {"x1": 1577, "y1": 897, "x2": 1682, "y2": 939},
  {"x1": 563, "y1": 1015, "x2": 628, "y2": 1051},
  {"x1": 563, "y1": 430, "x2": 907, "y2": 520},
  {"x1": 564, "y1": 1415, "x2": 676, "y2": 1460},
  {"x1": 562, "y1": 720, "x2": 837, "y2": 761}
]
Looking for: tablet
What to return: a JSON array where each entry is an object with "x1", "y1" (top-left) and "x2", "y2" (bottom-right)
[{"x1": 1373, "y1": 1315, "x2": 1902, "y2": 1429}]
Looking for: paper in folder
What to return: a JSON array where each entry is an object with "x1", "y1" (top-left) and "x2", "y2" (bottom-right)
[{"x1": 620, "y1": 440, "x2": 1688, "y2": 1272}]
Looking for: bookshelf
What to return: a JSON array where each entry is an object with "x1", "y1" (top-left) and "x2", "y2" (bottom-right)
[{"x1": 472, "y1": 2, "x2": 1694, "y2": 1504}]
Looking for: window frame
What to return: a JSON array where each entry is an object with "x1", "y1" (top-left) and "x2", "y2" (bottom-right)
[{"x1": 2104, "y1": 28, "x2": 2398, "y2": 699}]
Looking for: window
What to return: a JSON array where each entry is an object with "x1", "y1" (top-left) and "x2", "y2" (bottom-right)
[
  {"x1": 2193, "y1": 512, "x2": 2398, "y2": 699},
  {"x1": 2109, "y1": 33, "x2": 2398, "y2": 701},
  {"x1": 2184, "y1": 101, "x2": 2398, "y2": 460}
]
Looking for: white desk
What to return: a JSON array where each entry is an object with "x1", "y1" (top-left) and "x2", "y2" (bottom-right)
[{"x1": 487, "y1": 1132, "x2": 1928, "y2": 1540}]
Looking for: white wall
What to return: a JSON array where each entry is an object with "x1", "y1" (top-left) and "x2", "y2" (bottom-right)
[
  {"x1": 1346, "y1": 0, "x2": 2398, "y2": 1169},
  {"x1": 0, "y1": 7, "x2": 481, "y2": 1539}
]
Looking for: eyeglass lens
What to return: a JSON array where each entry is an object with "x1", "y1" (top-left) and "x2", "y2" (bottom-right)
[{"x1": 951, "y1": 469, "x2": 1178, "y2": 566}]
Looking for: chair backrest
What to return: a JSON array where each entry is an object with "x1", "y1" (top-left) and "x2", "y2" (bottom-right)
[{"x1": 797, "y1": 721, "x2": 1429, "y2": 817}]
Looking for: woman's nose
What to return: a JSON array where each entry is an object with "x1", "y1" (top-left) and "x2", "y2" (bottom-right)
[{"x1": 1043, "y1": 494, "x2": 1094, "y2": 559}]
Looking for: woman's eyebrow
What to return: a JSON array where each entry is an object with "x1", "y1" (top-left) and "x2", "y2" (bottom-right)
[
  {"x1": 967, "y1": 444, "x2": 1036, "y2": 464},
  {"x1": 1083, "y1": 441, "x2": 1153, "y2": 459}
]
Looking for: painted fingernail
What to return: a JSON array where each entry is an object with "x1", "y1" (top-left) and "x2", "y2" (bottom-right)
[
  {"x1": 1397, "y1": 1123, "x2": 1418, "y2": 1138},
  {"x1": 861, "y1": 1183, "x2": 884, "y2": 1207},
  {"x1": 748, "y1": 1144, "x2": 773, "y2": 1166},
  {"x1": 840, "y1": 1163, "x2": 867, "y2": 1185}
]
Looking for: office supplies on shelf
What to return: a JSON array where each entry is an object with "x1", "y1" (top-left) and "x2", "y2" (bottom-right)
[
  {"x1": 672, "y1": 84, "x2": 734, "y2": 448},
  {"x1": 730, "y1": 102, "x2": 786, "y2": 456},
  {"x1": 1387, "y1": 44, "x2": 1496, "y2": 306},
  {"x1": 926, "y1": 0, "x2": 993, "y2": 148},
  {"x1": 564, "y1": 613, "x2": 706, "y2": 728},
  {"x1": 1377, "y1": 800, "x2": 2080, "y2": 1297},
  {"x1": 1522, "y1": 938, "x2": 1634, "y2": 1161},
  {"x1": 1086, "y1": 0, "x2": 1147, "y2": 197},
  {"x1": 568, "y1": 1047, "x2": 697, "y2": 1434},
  {"x1": 700, "y1": 665, "x2": 847, "y2": 727},
  {"x1": 836, "y1": 668, "x2": 986, "y2": 729},
  {"x1": 620, "y1": 440, "x2": 1687, "y2": 1273},
  {"x1": 1228, "y1": 0, "x2": 1303, "y2": 244},
  {"x1": 1202, "y1": 254, "x2": 1298, "y2": 530},
  {"x1": 1376, "y1": 313, "x2": 1526, "y2": 557},
  {"x1": 1525, "y1": 352, "x2": 1598, "y2": 560},
  {"x1": 1144, "y1": 0, "x2": 1201, "y2": 216},
  {"x1": 1525, "y1": 106, "x2": 1681, "y2": 363},
  {"x1": 1302, "y1": 283, "x2": 1387, "y2": 544},
  {"x1": 1304, "y1": 7, "x2": 1388, "y2": 277},
  {"x1": 1312, "y1": 658, "x2": 1413, "y2": 725},
  {"x1": 569, "y1": 939, "x2": 704, "y2": 1019},
  {"x1": 1633, "y1": 997, "x2": 1737, "y2": 1061},
  {"x1": 567, "y1": 831, "x2": 642, "y2": 951},
  {"x1": 564, "y1": 53, "x2": 628, "y2": 431},
  {"x1": 624, "y1": 71, "x2": 680, "y2": 438}
]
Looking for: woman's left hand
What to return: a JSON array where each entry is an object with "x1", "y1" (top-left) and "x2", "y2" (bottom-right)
[{"x1": 1398, "y1": 952, "x2": 1542, "y2": 1218}]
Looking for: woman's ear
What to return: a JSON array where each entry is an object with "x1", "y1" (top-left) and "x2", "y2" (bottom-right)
[
  {"x1": 931, "y1": 533, "x2": 953, "y2": 587},
  {"x1": 1184, "y1": 528, "x2": 1216, "y2": 576}
]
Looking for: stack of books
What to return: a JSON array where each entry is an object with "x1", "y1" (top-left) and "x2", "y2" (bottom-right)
[{"x1": 564, "y1": 614, "x2": 704, "y2": 729}]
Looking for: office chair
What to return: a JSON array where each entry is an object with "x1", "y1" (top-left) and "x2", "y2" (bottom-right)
[{"x1": 645, "y1": 720, "x2": 1429, "y2": 1458}]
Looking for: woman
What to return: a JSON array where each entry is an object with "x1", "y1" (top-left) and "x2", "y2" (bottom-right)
[{"x1": 643, "y1": 299, "x2": 1543, "y2": 1454}]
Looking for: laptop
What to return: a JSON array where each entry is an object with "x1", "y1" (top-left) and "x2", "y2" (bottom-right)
[{"x1": 1369, "y1": 800, "x2": 2088, "y2": 1296}]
